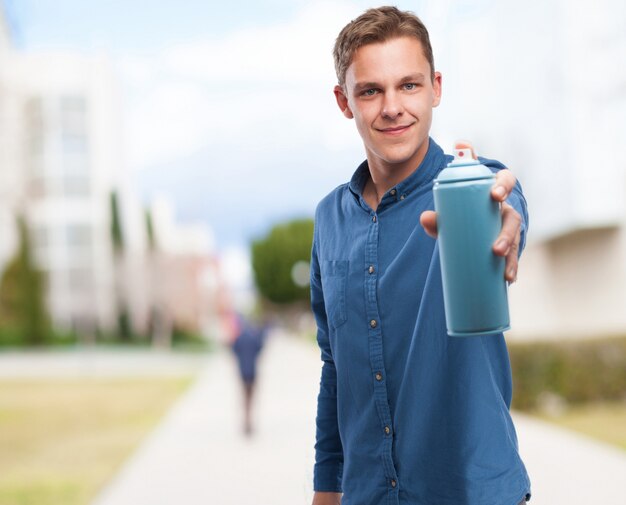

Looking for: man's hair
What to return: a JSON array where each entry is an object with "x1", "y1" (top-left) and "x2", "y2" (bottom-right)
[{"x1": 333, "y1": 6, "x2": 435, "y2": 87}]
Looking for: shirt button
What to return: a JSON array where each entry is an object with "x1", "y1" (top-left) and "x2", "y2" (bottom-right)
[
  {"x1": 372, "y1": 215, "x2": 377, "y2": 223},
  {"x1": 384, "y1": 426, "x2": 391, "y2": 435},
  {"x1": 400, "y1": 194, "x2": 405, "y2": 200},
  {"x1": 368, "y1": 265, "x2": 375, "y2": 274},
  {"x1": 390, "y1": 189, "x2": 397, "y2": 196},
  {"x1": 390, "y1": 479, "x2": 397, "y2": 488},
  {"x1": 375, "y1": 372, "x2": 383, "y2": 381},
  {"x1": 370, "y1": 319, "x2": 377, "y2": 328}
]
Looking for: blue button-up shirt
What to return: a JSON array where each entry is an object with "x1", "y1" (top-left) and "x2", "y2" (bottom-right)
[{"x1": 310, "y1": 138, "x2": 531, "y2": 505}]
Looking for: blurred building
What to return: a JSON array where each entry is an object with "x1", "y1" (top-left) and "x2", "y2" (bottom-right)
[
  {"x1": 0, "y1": 4, "x2": 222, "y2": 343},
  {"x1": 0, "y1": 5, "x2": 20, "y2": 272},
  {"x1": 7, "y1": 51, "x2": 122, "y2": 335},
  {"x1": 429, "y1": 0, "x2": 626, "y2": 339},
  {"x1": 135, "y1": 198, "x2": 223, "y2": 344}
]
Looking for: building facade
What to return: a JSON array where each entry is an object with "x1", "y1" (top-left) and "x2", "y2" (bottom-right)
[
  {"x1": 9, "y1": 52, "x2": 123, "y2": 335},
  {"x1": 0, "y1": 6, "x2": 20, "y2": 273},
  {"x1": 0, "y1": 2, "x2": 225, "y2": 344}
]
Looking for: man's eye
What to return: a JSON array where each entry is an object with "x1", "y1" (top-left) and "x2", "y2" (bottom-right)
[
  {"x1": 403, "y1": 83, "x2": 418, "y2": 90},
  {"x1": 362, "y1": 89, "x2": 378, "y2": 96}
]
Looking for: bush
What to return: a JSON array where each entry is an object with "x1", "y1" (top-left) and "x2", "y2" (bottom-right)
[
  {"x1": 171, "y1": 326, "x2": 213, "y2": 352},
  {"x1": 0, "y1": 325, "x2": 77, "y2": 348},
  {"x1": 509, "y1": 337, "x2": 626, "y2": 411}
]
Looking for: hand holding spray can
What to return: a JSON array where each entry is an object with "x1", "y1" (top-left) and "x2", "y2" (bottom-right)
[{"x1": 433, "y1": 147, "x2": 510, "y2": 336}]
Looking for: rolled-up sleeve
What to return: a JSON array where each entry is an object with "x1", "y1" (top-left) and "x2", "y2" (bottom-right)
[{"x1": 310, "y1": 216, "x2": 343, "y2": 492}]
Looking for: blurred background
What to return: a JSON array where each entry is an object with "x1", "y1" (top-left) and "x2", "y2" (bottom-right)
[{"x1": 0, "y1": 0, "x2": 625, "y2": 504}]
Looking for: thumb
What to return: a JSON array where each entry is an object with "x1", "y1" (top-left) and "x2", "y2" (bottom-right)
[{"x1": 420, "y1": 210, "x2": 438, "y2": 238}]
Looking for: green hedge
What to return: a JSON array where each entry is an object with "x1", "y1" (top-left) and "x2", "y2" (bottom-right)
[
  {"x1": 509, "y1": 337, "x2": 626, "y2": 411},
  {"x1": 0, "y1": 325, "x2": 77, "y2": 348}
]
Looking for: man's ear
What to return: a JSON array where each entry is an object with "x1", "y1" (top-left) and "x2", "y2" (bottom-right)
[
  {"x1": 334, "y1": 85, "x2": 354, "y2": 119},
  {"x1": 432, "y1": 71, "x2": 442, "y2": 108}
]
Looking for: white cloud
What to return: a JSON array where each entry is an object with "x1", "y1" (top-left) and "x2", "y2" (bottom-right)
[
  {"x1": 119, "y1": 0, "x2": 364, "y2": 170},
  {"x1": 162, "y1": 3, "x2": 340, "y2": 83}
]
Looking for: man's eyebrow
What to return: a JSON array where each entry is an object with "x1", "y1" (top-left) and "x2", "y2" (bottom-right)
[
  {"x1": 400, "y1": 73, "x2": 426, "y2": 83},
  {"x1": 353, "y1": 81, "x2": 380, "y2": 91},
  {"x1": 353, "y1": 74, "x2": 426, "y2": 91}
]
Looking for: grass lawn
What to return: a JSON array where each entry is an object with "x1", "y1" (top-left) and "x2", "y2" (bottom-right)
[
  {"x1": 0, "y1": 376, "x2": 194, "y2": 505},
  {"x1": 536, "y1": 402, "x2": 626, "y2": 451}
]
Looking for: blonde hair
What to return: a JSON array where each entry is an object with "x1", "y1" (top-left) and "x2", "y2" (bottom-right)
[{"x1": 333, "y1": 6, "x2": 435, "y2": 87}]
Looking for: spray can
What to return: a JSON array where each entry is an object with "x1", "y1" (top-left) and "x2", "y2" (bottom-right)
[{"x1": 433, "y1": 147, "x2": 510, "y2": 336}]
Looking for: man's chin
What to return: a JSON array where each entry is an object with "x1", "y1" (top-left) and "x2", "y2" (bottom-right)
[
  {"x1": 379, "y1": 151, "x2": 418, "y2": 166},
  {"x1": 365, "y1": 143, "x2": 423, "y2": 169}
]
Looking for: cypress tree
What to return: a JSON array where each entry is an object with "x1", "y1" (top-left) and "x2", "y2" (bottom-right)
[{"x1": 0, "y1": 215, "x2": 51, "y2": 345}]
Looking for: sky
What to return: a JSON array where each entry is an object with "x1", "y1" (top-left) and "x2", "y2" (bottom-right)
[
  {"x1": 6, "y1": 0, "x2": 623, "y2": 254},
  {"x1": 4, "y1": 0, "x2": 505, "y2": 249},
  {"x1": 6, "y1": 0, "x2": 428, "y2": 251}
]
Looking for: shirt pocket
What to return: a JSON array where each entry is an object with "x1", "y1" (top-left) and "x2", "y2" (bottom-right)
[{"x1": 321, "y1": 260, "x2": 349, "y2": 329}]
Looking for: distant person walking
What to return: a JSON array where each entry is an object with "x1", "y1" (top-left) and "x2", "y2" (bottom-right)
[{"x1": 230, "y1": 314, "x2": 266, "y2": 436}]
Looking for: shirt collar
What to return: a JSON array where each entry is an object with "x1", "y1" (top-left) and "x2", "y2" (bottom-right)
[{"x1": 348, "y1": 137, "x2": 448, "y2": 208}]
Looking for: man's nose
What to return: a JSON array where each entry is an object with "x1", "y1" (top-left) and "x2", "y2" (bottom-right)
[{"x1": 381, "y1": 91, "x2": 403, "y2": 119}]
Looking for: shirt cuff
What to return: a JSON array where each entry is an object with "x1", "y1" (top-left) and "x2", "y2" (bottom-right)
[
  {"x1": 313, "y1": 463, "x2": 343, "y2": 492},
  {"x1": 505, "y1": 192, "x2": 528, "y2": 255}
]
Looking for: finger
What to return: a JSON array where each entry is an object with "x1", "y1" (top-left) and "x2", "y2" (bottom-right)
[
  {"x1": 504, "y1": 228, "x2": 521, "y2": 283},
  {"x1": 491, "y1": 169, "x2": 517, "y2": 202},
  {"x1": 454, "y1": 140, "x2": 477, "y2": 159},
  {"x1": 420, "y1": 210, "x2": 438, "y2": 238},
  {"x1": 492, "y1": 203, "x2": 521, "y2": 257}
]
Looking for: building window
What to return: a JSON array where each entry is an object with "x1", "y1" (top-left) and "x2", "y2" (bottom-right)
[
  {"x1": 60, "y1": 95, "x2": 89, "y2": 176},
  {"x1": 24, "y1": 97, "x2": 45, "y2": 179},
  {"x1": 68, "y1": 268, "x2": 93, "y2": 291},
  {"x1": 63, "y1": 175, "x2": 90, "y2": 197},
  {"x1": 31, "y1": 224, "x2": 51, "y2": 269},
  {"x1": 32, "y1": 225, "x2": 50, "y2": 248},
  {"x1": 60, "y1": 96, "x2": 87, "y2": 138},
  {"x1": 66, "y1": 224, "x2": 92, "y2": 248}
]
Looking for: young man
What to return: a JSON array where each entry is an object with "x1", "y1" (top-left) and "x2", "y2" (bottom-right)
[{"x1": 310, "y1": 6, "x2": 531, "y2": 505}]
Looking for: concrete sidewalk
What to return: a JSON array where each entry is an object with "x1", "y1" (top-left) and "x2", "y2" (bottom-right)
[
  {"x1": 91, "y1": 333, "x2": 626, "y2": 505},
  {"x1": 0, "y1": 347, "x2": 209, "y2": 378}
]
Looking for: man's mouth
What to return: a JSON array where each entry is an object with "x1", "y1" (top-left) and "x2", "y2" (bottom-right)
[{"x1": 377, "y1": 123, "x2": 414, "y2": 135}]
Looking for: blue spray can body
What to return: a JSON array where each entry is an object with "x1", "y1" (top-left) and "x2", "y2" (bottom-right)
[{"x1": 433, "y1": 147, "x2": 510, "y2": 337}]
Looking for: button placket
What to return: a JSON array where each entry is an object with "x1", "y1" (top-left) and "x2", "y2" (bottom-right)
[{"x1": 365, "y1": 203, "x2": 397, "y2": 492}]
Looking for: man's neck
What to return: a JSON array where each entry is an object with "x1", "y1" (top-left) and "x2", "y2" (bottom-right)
[{"x1": 362, "y1": 141, "x2": 429, "y2": 211}]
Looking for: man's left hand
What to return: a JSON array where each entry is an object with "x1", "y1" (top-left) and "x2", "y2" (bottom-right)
[
  {"x1": 487, "y1": 169, "x2": 522, "y2": 283},
  {"x1": 420, "y1": 168, "x2": 522, "y2": 284}
]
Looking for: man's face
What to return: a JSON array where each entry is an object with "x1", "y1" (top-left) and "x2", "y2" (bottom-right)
[{"x1": 335, "y1": 36, "x2": 442, "y2": 173}]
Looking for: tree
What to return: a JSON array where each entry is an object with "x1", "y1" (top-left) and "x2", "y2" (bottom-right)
[
  {"x1": 251, "y1": 218, "x2": 314, "y2": 304},
  {"x1": 145, "y1": 208, "x2": 156, "y2": 251},
  {"x1": 144, "y1": 208, "x2": 172, "y2": 348},
  {"x1": 0, "y1": 215, "x2": 51, "y2": 345},
  {"x1": 110, "y1": 190, "x2": 132, "y2": 341}
]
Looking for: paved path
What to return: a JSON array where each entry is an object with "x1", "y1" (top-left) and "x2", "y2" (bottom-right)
[
  {"x1": 515, "y1": 413, "x2": 626, "y2": 504},
  {"x1": 90, "y1": 333, "x2": 626, "y2": 505},
  {"x1": 0, "y1": 347, "x2": 208, "y2": 378}
]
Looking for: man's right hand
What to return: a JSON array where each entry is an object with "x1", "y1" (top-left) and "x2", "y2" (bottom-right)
[{"x1": 312, "y1": 492, "x2": 342, "y2": 505}]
